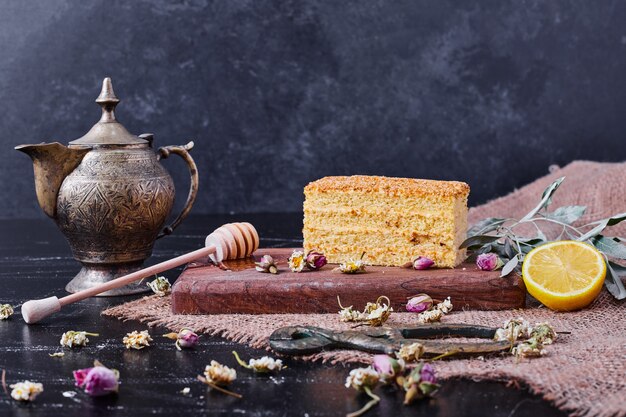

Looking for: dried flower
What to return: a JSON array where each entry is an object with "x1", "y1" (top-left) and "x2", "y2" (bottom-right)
[
  {"x1": 372, "y1": 355, "x2": 405, "y2": 384},
  {"x1": 415, "y1": 297, "x2": 453, "y2": 324},
  {"x1": 337, "y1": 296, "x2": 393, "y2": 326},
  {"x1": 123, "y1": 330, "x2": 153, "y2": 350},
  {"x1": 73, "y1": 361, "x2": 119, "y2": 397},
  {"x1": 412, "y1": 256, "x2": 434, "y2": 270},
  {"x1": 232, "y1": 351, "x2": 285, "y2": 373},
  {"x1": 204, "y1": 360, "x2": 237, "y2": 386},
  {"x1": 345, "y1": 367, "x2": 381, "y2": 417},
  {"x1": 0, "y1": 304, "x2": 14, "y2": 320},
  {"x1": 530, "y1": 322, "x2": 557, "y2": 345},
  {"x1": 147, "y1": 276, "x2": 171, "y2": 296},
  {"x1": 49, "y1": 352, "x2": 65, "y2": 358},
  {"x1": 288, "y1": 250, "x2": 306, "y2": 272},
  {"x1": 10, "y1": 380, "x2": 43, "y2": 401},
  {"x1": 305, "y1": 250, "x2": 327, "y2": 270},
  {"x1": 406, "y1": 294, "x2": 433, "y2": 313},
  {"x1": 512, "y1": 339, "x2": 546, "y2": 359},
  {"x1": 337, "y1": 252, "x2": 367, "y2": 274},
  {"x1": 402, "y1": 362, "x2": 440, "y2": 405},
  {"x1": 255, "y1": 255, "x2": 278, "y2": 274},
  {"x1": 397, "y1": 342, "x2": 425, "y2": 362},
  {"x1": 60, "y1": 331, "x2": 99, "y2": 348},
  {"x1": 493, "y1": 318, "x2": 532, "y2": 343},
  {"x1": 163, "y1": 328, "x2": 199, "y2": 350},
  {"x1": 345, "y1": 367, "x2": 379, "y2": 391},
  {"x1": 197, "y1": 361, "x2": 241, "y2": 399},
  {"x1": 476, "y1": 253, "x2": 504, "y2": 271},
  {"x1": 180, "y1": 387, "x2": 191, "y2": 395}
]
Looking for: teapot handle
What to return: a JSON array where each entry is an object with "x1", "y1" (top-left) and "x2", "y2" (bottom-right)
[{"x1": 156, "y1": 141, "x2": 199, "y2": 239}]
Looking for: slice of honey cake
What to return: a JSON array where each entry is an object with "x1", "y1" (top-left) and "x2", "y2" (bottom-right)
[{"x1": 303, "y1": 175, "x2": 469, "y2": 268}]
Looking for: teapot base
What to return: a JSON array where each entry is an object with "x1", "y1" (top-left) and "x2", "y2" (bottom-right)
[{"x1": 66, "y1": 261, "x2": 152, "y2": 296}]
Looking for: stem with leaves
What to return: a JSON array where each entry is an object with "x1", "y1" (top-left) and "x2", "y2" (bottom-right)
[{"x1": 461, "y1": 177, "x2": 626, "y2": 300}]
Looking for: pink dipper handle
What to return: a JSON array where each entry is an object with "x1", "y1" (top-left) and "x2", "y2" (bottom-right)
[{"x1": 21, "y1": 222, "x2": 259, "y2": 324}]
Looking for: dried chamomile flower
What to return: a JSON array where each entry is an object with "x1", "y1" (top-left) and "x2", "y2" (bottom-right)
[
  {"x1": 416, "y1": 308, "x2": 443, "y2": 324},
  {"x1": 397, "y1": 342, "x2": 425, "y2": 362},
  {"x1": 0, "y1": 304, "x2": 14, "y2": 320},
  {"x1": 435, "y1": 297, "x2": 453, "y2": 314},
  {"x1": 530, "y1": 322, "x2": 557, "y2": 345},
  {"x1": 163, "y1": 328, "x2": 199, "y2": 350},
  {"x1": 402, "y1": 362, "x2": 439, "y2": 405},
  {"x1": 345, "y1": 367, "x2": 381, "y2": 417},
  {"x1": 305, "y1": 250, "x2": 327, "y2": 270},
  {"x1": 255, "y1": 255, "x2": 278, "y2": 274},
  {"x1": 10, "y1": 381, "x2": 44, "y2": 402},
  {"x1": 345, "y1": 367, "x2": 379, "y2": 391},
  {"x1": 123, "y1": 330, "x2": 153, "y2": 350},
  {"x1": 493, "y1": 318, "x2": 532, "y2": 343},
  {"x1": 232, "y1": 351, "x2": 285, "y2": 373},
  {"x1": 337, "y1": 252, "x2": 367, "y2": 274},
  {"x1": 512, "y1": 339, "x2": 546, "y2": 359},
  {"x1": 337, "y1": 296, "x2": 392, "y2": 326},
  {"x1": 147, "y1": 276, "x2": 171, "y2": 296},
  {"x1": 204, "y1": 360, "x2": 237, "y2": 386},
  {"x1": 60, "y1": 331, "x2": 99, "y2": 348},
  {"x1": 197, "y1": 361, "x2": 241, "y2": 399},
  {"x1": 288, "y1": 250, "x2": 306, "y2": 272},
  {"x1": 49, "y1": 352, "x2": 65, "y2": 358},
  {"x1": 362, "y1": 296, "x2": 393, "y2": 326}
]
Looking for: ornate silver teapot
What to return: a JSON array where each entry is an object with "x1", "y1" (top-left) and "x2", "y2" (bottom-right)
[{"x1": 16, "y1": 78, "x2": 198, "y2": 295}]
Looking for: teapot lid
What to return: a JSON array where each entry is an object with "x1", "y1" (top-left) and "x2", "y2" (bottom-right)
[{"x1": 69, "y1": 77, "x2": 148, "y2": 146}]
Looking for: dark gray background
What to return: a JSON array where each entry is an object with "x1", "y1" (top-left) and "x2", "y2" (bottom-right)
[{"x1": 1, "y1": 0, "x2": 625, "y2": 219}]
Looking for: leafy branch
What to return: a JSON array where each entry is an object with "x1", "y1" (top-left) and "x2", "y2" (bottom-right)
[{"x1": 461, "y1": 177, "x2": 626, "y2": 300}]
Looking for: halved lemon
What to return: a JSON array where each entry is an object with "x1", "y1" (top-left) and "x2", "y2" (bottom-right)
[{"x1": 521, "y1": 240, "x2": 606, "y2": 311}]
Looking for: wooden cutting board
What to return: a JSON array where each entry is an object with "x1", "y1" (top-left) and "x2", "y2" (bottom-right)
[{"x1": 171, "y1": 248, "x2": 526, "y2": 314}]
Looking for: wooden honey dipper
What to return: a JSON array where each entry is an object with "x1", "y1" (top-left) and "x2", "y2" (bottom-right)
[{"x1": 21, "y1": 222, "x2": 259, "y2": 324}]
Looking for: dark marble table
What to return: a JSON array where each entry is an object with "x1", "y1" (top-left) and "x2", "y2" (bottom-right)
[{"x1": 0, "y1": 214, "x2": 566, "y2": 417}]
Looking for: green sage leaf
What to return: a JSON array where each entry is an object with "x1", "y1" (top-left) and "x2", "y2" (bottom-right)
[
  {"x1": 467, "y1": 217, "x2": 507, "y2": 237},
  {"x1": 578, "y1": 213, "x2": 626, "y2": 242},
  {"x1": 460, "y1": 235, "x2": 500, "y2": 250},
  {"x1": 500, "y1": 256, "x2": 519, "y2": 277},
  {"x1": 591, "y1": 235, "x2": 626, "y2": 260},
  {"x1": 544, "y1": 205, "x2": 586, "y2": 225},
  {"x1": 604, "y1": 260, "x2": 626, "y2": 300},
  {"x1": 520, "y1": 177, "x2": 565, "y2": 221}
]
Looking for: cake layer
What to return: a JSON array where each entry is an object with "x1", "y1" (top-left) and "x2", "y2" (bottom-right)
[{"x1": 303, "y1": 175, "x2": 469, "y2": 268}]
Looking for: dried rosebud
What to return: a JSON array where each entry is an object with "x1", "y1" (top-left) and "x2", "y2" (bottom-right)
[
  {"x1": 397, "y1": 342, "x2": 424, "y2": 362},
  {"x1": 255, "y1": 255, "x2": 278, "y2": 274},
  {"x1": 305, "y1": 250, "x2": 327, "y2": 270},
  {"x1": 147, "y1": 276, "x2": 171, "y2": 296},
  {"x1": 0, "y1": 303, "x2": 14, "y2": 320},
  {"x1": 345, "y1": 367, "x2": 379, "y2": 391},
  {"x1": 164, "y1": 328, "x2": 199, "y2": 350},
  {"x1": 372, "y1": 355, "x2": 405, "y2": 384},
  {"x1": 73, "y1": 362, "x2": 119, "y2": 397},
  {"x1": 204, "y1": 360, "x2": 237, "y2": 386},
  {"x1": 403, "y1": 362, "x2": 440, "y2": 404},
  {"x1": 406, "y1": 294, "x2": 433, "y2": 313},
  {"x1": 412, "y1": 256, "x2": 434, "y2": 270},
  {"x1": 60, "y1": 331, "x2": 99, "y2": 348},
  {"x1": 476, "y1": 253, "x2": 504, "y2": 271},
  {"x1": 10, "y1": 381, "x2": 43, "y2": 401},
  {"x1": 123, "y1": 330, "x2": 153, "y2": 350},
  {"x1": 288, "y1": 250, "x2": 306, "y2": 272}
]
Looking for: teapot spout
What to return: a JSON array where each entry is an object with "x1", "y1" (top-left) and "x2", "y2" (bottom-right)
[{"x1": 15, "y1": 143, "x2": 89, "y2": 219}]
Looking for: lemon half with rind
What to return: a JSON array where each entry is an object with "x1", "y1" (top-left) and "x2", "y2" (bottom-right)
[{"x1": 521, "y1": 240, "x2": 606, "y2": 311}]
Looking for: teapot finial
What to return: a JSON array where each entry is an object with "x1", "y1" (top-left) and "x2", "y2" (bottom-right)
[{"x1": 96, "y1": 77, "x2": 119, "y2": 123}]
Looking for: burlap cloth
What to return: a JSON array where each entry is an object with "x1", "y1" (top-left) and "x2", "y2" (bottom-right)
[{"x1": 103, "y1": 161, "x2": 626, "y2": 417}]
